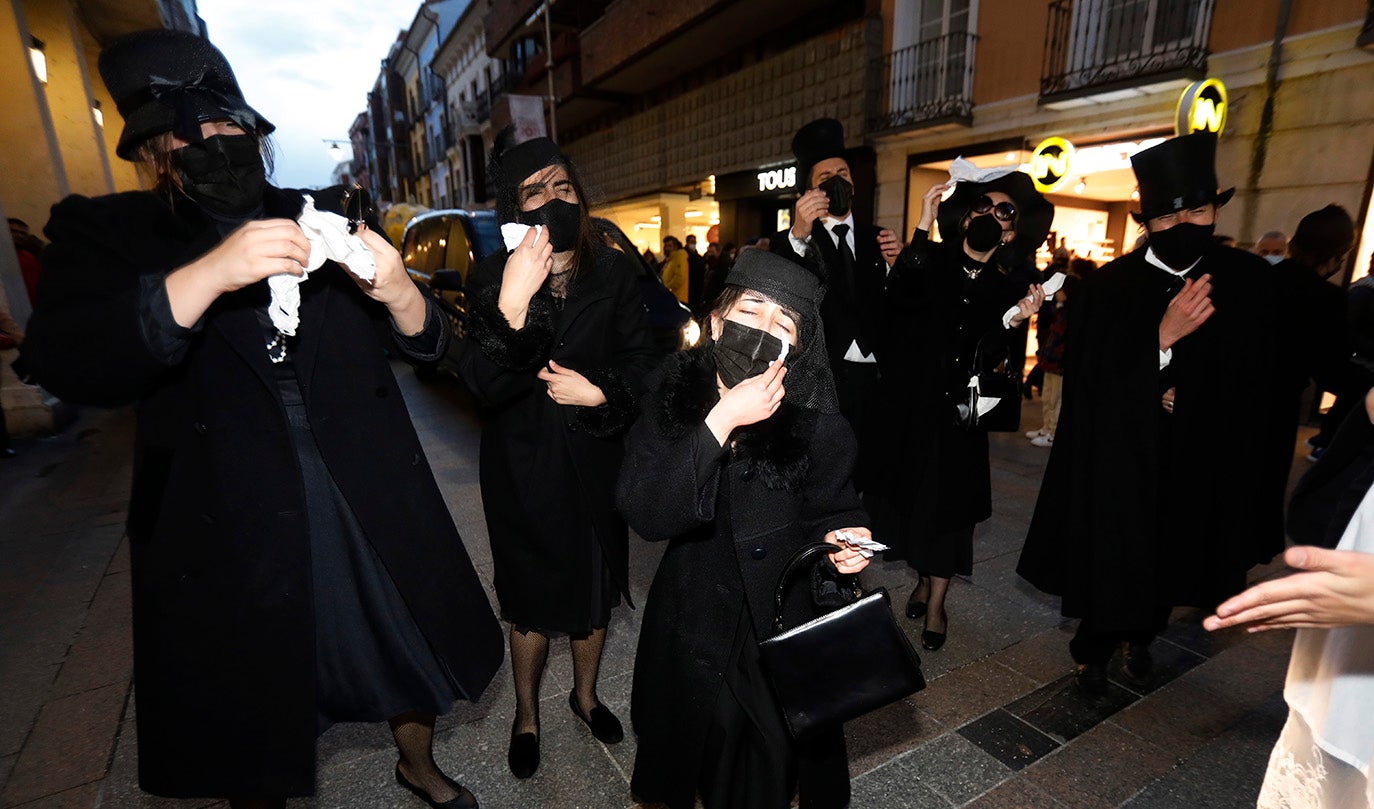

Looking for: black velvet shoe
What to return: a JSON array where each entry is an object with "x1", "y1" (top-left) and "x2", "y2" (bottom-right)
[
  {"x1": 904, "y1": 592, "x2": 928, "y2": 620},
  {"x1": 394, "y1": 764, "x2": 479, "y2": 809},
  {"x1": 569, "y1": 691, "x2": 624, "y2": 744},
  {"x1": 920, "y1": 610, "x2": 947, "y2": 651},
  {"x1": 1074, "y1": 663, "x2": 1108, "y2": 698},
  {"x1": 507, "y1": 722, "x2": 539, "y2": 779},
  {"x1": 1120, "y1": 642, "x2": 1154, "y2": 688}
]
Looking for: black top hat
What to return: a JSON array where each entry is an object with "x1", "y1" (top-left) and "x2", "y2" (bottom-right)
[
  {"x1": 98, "y1": 29, "x2": 273, "y2": 160},
  {"x1": 937, "y1": 172, "x2": 1055, "y2": 266},
  {"x1": 1130, "y1": 133, "x2": 1234, "y2": 221},
  {"x1": 791, "y1": 118, "x2": 847, "y2": 186}
]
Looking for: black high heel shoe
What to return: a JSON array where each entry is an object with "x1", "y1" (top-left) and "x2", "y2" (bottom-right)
[
  {"x1": 921, "y1": 609, "x2": 948, "y2": 651},
  {"x1": 507, "y1": 719, "x2": 540, "y2": 779},
  {"x1": 395, "y1": 764, "x2": 479, "y2": 808},
  {"x1": 569, "y1": 691, "x2": 624, "y2": 744}
]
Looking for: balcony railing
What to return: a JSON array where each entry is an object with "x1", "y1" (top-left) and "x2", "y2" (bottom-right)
[
  {"x1": 869, "y1": 32, "x2": 977, "y2": 133},
  {"x1": 1041, "y1": 0, "x2": 1213, "y2": 102}
]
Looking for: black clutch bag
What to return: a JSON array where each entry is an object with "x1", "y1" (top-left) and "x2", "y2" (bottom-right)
[
  {"x1": 953, "y1": 331, "x2": 1023, "y2": 432},
  {"x1": 758, "y1": 543, "x2": 926, "y2": 740}
]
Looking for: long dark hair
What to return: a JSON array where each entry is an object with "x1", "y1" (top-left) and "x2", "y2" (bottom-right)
[{"x1": 489, "y1": 128, "x2": 600, "y2": 281}]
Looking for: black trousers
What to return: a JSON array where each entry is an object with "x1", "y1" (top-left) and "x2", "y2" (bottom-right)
[
  {"x1": 832, "y1": 360, "x2": 881, "y2": 496},
  {"x1": 1068, "y1": 606, "x2": 1172, "y2": 666}
]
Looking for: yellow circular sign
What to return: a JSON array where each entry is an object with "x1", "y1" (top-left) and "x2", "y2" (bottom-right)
[
  {"x1": 1175, "y1": 78, "x2": 1228, "y2": 136},
  {"x1": 1029, "y1": 137, "x2": 1075, "y2": 194}
]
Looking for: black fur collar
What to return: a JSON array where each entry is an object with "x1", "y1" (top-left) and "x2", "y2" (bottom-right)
[{"x1": 653, "y1": 346, "x2": 815, "y2": 491}]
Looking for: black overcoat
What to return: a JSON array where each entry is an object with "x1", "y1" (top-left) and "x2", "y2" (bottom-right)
[
  {"x1": 19, "y1": 186, "x2": 503, "y2": 797},
  {"x1": 457, "y1": 246, "x2": 655, "y2": 631},
  {"x1": 618, "y1": 347, "x2": 867, "y2": 809},
  {"x1": 869, "y1": 232, "x2": 1033, "y2": 553},
  {"x1": 1017, "y1": 246, "x2": 1283, "y2": 630}
]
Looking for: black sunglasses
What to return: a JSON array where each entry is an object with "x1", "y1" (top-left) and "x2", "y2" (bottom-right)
[
  {"x1": 971, "y1": 195, "x2": 1017, "y2": 223},
  {"x1": 342, "y1": 184, "x2": 374, "y2": 235}
]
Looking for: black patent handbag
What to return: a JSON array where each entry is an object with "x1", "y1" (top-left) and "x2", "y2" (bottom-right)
[
  {"x1": 954, "y1": 331, "x2": 1023, "y2": 432},
  {"x1": 758, "y1": 543, "x2": 926, "y2": 740}
]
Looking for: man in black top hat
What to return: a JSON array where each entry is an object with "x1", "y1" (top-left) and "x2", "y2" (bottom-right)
[
  {"x1": 1018, "y1": 133, "x2": 1282, "y2": 696},
  {"x1": 771, "y1": 118, "x2": 902, "y2": 494}
]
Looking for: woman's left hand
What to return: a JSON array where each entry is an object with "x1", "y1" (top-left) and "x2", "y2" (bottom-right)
[
  {"x1": 1008, "y1": 284, "x2": 1045, "y2": 328},
  {"x1": 1203, "y1": 546, "x2": 1374, "y2": 632},
  {"x1": 824, "y1": 528, "x2": 871, "y2": 575},
  {"x1": 537, "y1": 360, "x2": 607, "y2": 407},
  {"x1": 349, "y1": 225, "x2": 427, "y2": 335}
]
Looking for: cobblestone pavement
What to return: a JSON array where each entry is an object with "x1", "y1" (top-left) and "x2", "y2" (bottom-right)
[{"x1": 0, "y1": 363, "x2": 1305, "y2": 808}]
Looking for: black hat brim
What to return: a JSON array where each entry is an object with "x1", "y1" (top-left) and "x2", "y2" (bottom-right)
[
  {"x1": 1131, "y1": 186, "x2": 1234, "y2": 223},
  {"x1": 937, "y1": 172, "x2": 1055, "y2": 263},
  {"x1": 114, "y1": 94, "x2": 274, "y2": 159}
]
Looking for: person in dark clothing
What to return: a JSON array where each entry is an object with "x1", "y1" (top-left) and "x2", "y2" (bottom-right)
[
  {"x1": 870, "y1": 168, "x2": 1049, "y2": 652},
  {"x1": 1270, "y1": 205, "x2": 1361, "y2": 485},
  {"x1": 1018, "y1": 133, "x2": 1283, "y2": 697},
  {"x1": 619, "y1": 247, "x2": 870, "y2": 809},
  {"x1": 685, "y1": 233, "x2": 707, "y2": 311},
  {"x1": 771, "y1": 118, "x2": 902, "y2": 496},
  {"x1": 457, "y1": 132, "x2": 656, "y2": 780},
  {"x1": 18, "y1": 30, "x2": 502, "y2": 808}
]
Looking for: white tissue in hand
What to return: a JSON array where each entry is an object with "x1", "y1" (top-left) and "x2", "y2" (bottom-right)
[
  {"x1": 834, "y1": 530, "x2": 889, "y2": 558},
  {"x1": 968, "y1": 374, "x2": 1001, "y2": 417},
  {"x1": 271, "y1": 194, "x2": 378, "y2": 335},
  {"x1": 947, "y1": 156, "x2": 1017, "y2": 185},
  {"x1": 500, "y1": 223, "x2": 543, "y2": 252},
  {"x1": 1000, "y1": 272, "x2": 1066, "y2": 328}
]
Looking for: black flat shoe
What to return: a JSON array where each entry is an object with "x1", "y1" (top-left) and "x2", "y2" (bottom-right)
[
  {"x1": 904, "y1": 593, "x2": 928, "y2": 620},
  {"x1": 921, "y1": 610, "x2": 947, "y2": 651},
  {"x1": 395, "y1": 764, "x2": 479, "y2": 809},
  {"x1": 569, "y1": 691, "x2": 624, "y2": 744},
  {"x1": 508, "y1": 721, "x2": 540, "y2": 779}
]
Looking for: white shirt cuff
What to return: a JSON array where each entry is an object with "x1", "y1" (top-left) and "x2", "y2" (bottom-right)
[
  {"x1": 1159, "y1": 347, "x2": 1173, "y2": 369},
  {"x1": 788, "y1": 231, "x2": 810, "y2": 255}
]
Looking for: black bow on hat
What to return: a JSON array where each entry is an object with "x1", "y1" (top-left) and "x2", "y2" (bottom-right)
[
  {"x1": 1130, "y1": 133, "x2": 1234, "y2": 222},
  {"x1": 98, "y1": 29, "x2": 273, "y2": 160}
]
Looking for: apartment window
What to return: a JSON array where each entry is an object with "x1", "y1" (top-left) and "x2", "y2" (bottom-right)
[
  {"x1": 1070, "y1": 0, "x2": 1206, "y2": 71},
  {"x1": 880, "y1": 0, "x2": 978, "y2": 129}
]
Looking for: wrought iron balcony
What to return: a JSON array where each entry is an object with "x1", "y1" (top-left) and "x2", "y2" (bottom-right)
[
  {"x1": 1041, "y1": 0, "x2": 1214, "y2": 105},
  {"x1": 869, "y1": 32, "x2": 976, "y2": 134}
]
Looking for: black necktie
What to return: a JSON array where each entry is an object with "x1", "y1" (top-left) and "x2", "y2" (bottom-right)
[{"x1": 832, "y1": 224, "x2": 864, "y2": 351}]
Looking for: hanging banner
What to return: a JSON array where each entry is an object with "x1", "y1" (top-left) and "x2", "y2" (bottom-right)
[
  {"x1": 1029, "y1": 136, "x2": 1075, "y2": 193},
  {"x1": 507, "y1": 94, "x2": 548, "y2": 141},
  {"x1": 1175, "y1": 78, "x2": 1228, "y2": 136}
]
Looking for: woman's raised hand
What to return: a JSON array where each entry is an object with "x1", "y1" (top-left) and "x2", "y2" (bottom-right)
[
  {"x1": 917, "y1": 183, "x2": 951, "y2": 232},
  {"x1": 704, "y1": 360, "x2": 786, "y2": 445},
  {"x1": 1008, "y1": 284, "x2": 1045, "y2": 328},
  {"x1": 349, "y1": 225, "x2": 427, "y2": 335},
  {"x1": 165, "y1": 218, "x2": 311, "y2": 327},
  {"x1": 498, "y1": 226, "x2": 553, "y2": 329}
]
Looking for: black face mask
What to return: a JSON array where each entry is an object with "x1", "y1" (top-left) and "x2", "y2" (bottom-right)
[
  {"x1": 517, "y1": 198, "x2": 582, "y2": 252},
  {"x1": 171, "y1": 134, "x2": 266, "y2": 220},
  {"x1": 818, "y1": 175, "x2": 854, "y2": 217},
  {"x1": 963, "y1": 214, "x2": 1005, "y2": 253},
  {"x1": 714, "y1": 319, "x2": 788, "y2": 389},
  {"x1": 1149, "y1": 222, "x2": 1215, "y2": 270}
]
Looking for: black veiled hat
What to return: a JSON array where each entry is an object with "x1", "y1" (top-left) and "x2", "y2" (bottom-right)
[
  {"x1": 489, "y1": 127, "x2": 571, "y2": 224},
  {"x1": 1130, "y1": 133, "x2": 1234, "y2": 221},
  {"x1": 791, "y1": 118, "x2": 848, "y2": 187},
  {"x1": 722, "y1": 249, "x2": 838, "y2": 413},
  {"x1": 98, "y1": 29, "x2": 273, "y2": 160},
  {"x1": 937, "y1": 171, "x2": 1055, "y2": 266}
]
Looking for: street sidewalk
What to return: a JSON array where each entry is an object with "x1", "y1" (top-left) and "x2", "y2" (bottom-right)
[{"x1": 0, "y1": 370, "x2": 1302, "y2": 808}]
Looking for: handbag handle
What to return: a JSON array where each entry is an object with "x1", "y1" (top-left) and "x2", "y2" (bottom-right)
[{"x1": 770, "y1": 542, "x2": 844, "y2": 633}]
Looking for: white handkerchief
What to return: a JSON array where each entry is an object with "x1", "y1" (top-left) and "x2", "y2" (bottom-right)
[
  {"x1": 273, "y1": 195, "x2": 378, "y2": 336},
  {"x1": 500, "y1": 223, "x2": 544, "y2": 252},
  {"x1": 968, "y1": 375, "x2": 1001, "y2": 417},
  {"x1": 834, "y1": 530, "x2": 890, "y2": 558},
  {"x1": 1001, "y1": 272, "x2": 1067, "y2": 328},
  {"x1": 947, "y1": 156, "x2": 1017, "y2": 186}
]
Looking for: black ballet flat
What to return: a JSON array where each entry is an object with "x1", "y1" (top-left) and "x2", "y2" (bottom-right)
[
  {"x1": 921, "y1": 611, "x2": 947, "y2": 651},
  {"x1": 904, "y1": 593, "x2": 928, "y2": 620},
  {"x1": 394, "y1": 764, "x2": 479, "y2": 809},
  {"x1": 569, "y1": 691, "x2": 624, "y2": 744},
  {"x1": 508, "y1": 721, "x2": 540, "y2": 779}
]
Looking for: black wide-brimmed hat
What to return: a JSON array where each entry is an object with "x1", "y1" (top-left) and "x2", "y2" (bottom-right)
[
  {"x1": 1130, "y1": 133, "x2": 1234, "y2": 222},
  {"x1": 98, "y1": 29, "x2": 273, "y2": 160},
  {"x1": 937, "y1": 171, "x2": 1055, "y2": 266},
  {"x1": 791, "y1": 118, "x2": 848, "y2": 187}
]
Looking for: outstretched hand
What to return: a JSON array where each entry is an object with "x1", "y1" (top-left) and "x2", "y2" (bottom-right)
[{"x1": 1203, "y1": 546, "x2": 1374, "y2": 632}]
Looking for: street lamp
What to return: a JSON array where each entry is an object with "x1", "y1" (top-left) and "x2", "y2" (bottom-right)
[
  {"x1": 323, "y1": 139, "x2": 349, "y2": 162},
  {"x1": 29, "y1": 37, "x2": 46, "y2": 85}
]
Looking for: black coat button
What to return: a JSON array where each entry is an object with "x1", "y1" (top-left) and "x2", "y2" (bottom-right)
[
  {"x1": 375, "y1": 386, "x2": 388, "y2": 398},
  {"x1": 193, "y1": 421, "x2": 207, "y2": 434},
  {"x1": 751, "y1": 547, "x2": 767, "y2": 560},
  {"x1": 740, "y1": 465, "x2": 756, "y2": 482},
  {"x1": 411, "y1": 453, "x2": 421, "y2": 466}
]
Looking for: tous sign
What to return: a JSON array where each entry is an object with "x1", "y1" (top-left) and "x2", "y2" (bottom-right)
[{"x1": 757, "y1": 166, "x2": 798, "y2": 192}]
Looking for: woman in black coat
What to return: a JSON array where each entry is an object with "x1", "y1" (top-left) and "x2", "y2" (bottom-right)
[
  {"x1": 618, "y1": 249, "x2": 871, "y2": 809},
  {"x1": 457, "y1": 133, "x2": 656, "y2": 779},
  {"x1": 18, "y1": 31, "x2": 502, "y2": 809},
  {"x1": 870, "y1": 171, "x2": 1050, "y2": 651}
]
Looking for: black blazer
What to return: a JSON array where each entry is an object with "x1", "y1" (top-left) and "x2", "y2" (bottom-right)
[{"x1": 771, "y1": 219, "x2": 889, "y2": 365}]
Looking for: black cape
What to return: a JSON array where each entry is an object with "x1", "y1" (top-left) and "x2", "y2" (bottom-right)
[{"x1": 1017, "y1": 246, "x2": 1283, "y2": 630}]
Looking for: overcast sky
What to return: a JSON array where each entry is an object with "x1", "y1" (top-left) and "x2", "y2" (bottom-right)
[{"x1": 198, "y1": 1, "x2": 441, "y2": 189}]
